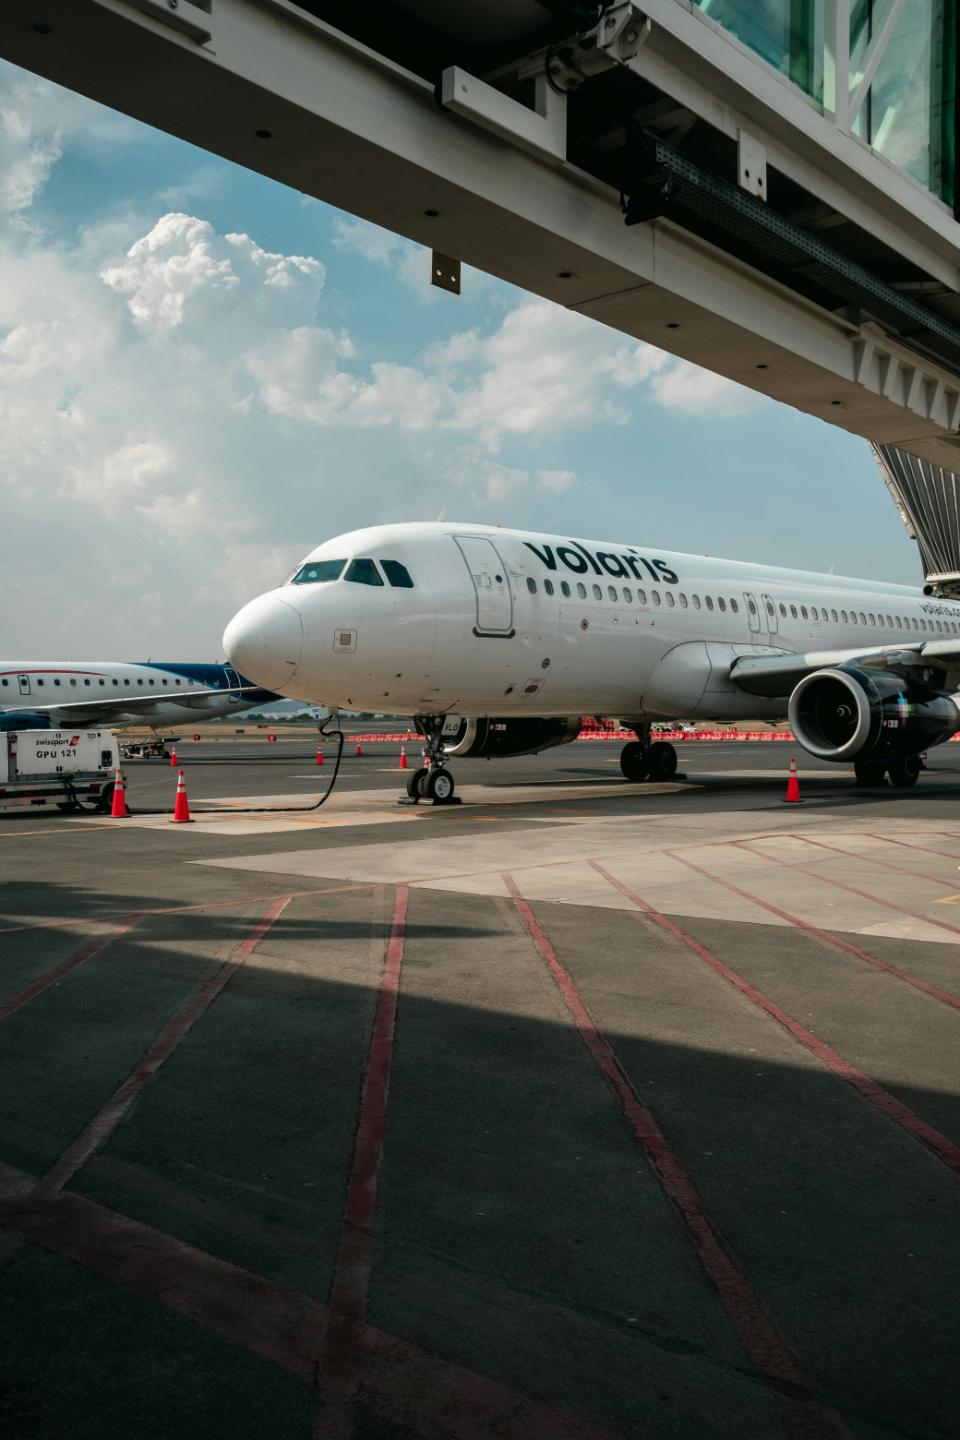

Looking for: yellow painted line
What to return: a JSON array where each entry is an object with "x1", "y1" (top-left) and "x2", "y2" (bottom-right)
[{"x1": 934, "y1": 893, "x2": 960, "y2": 905}]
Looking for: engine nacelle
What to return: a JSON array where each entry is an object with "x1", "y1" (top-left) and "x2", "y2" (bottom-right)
[
  {"x1": 0, "y1": 712, "x2": 52, "y2": 732},
  {"x1": 440, "y1": 716, "x2": 582, "y2": 759},
  {"x1": 788, "y1": 666, "x2": 960, "y2": 762}
]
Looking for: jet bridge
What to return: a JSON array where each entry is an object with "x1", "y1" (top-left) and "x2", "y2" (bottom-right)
[
  {"x1": 873, "y1": 442, "x2": 960, "y2": 598},
  {"x1": 2, "y1": 1, "x2": 959, "y2": 466}
]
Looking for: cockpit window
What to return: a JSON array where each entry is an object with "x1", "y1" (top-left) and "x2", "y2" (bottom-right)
[
  {"x1": 291, "y1": 559, "x2": 346, "y2": 584},
  {"x1": 344, "y1": 558, "x2": 384, "y2": 587},
  {"x1": 380, "y1": 559, "x2": 414, "y2": 589}
]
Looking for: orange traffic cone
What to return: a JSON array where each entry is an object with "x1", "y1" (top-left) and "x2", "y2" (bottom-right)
[
  {"x1": 784, "y1": 756, "x2": 802, "y2": 803},
  {"x1": 169, "y1": 747, "x2": 177, "y2": 767},
  {"x1": 355, "y1": 741, "x2": 363, "y2": 756},
  {"x1": 110, "y1": 768, "x2": 127, "y2": 818},
  {"x1": 171, "y1": 769, "x2": 192, "y2": 823},
  {"x1": 316, "y1": 746, "x2": 324, "y2": 766},
  {"x1": 399, "y1": 746, "x2": 407, "y2": 770}
]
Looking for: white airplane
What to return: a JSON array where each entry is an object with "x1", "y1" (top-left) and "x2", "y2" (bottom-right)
[
  {"x1": 223, "y1": 523, "x2": 960, "y2": 802},
  {"x1": 0, "y1": 661, "x2": 280, "y2": 732}
]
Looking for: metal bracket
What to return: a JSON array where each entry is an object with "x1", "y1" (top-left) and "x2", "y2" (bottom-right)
[
  {"x1": 116, "y1": 0, "x2": 213, "y2": 45},
  {"x1": 440, "y1": 66, "x2": 567, "y2": 163},
  {"x1": 431, "y1": 252, "x2": 461, "y2": 295}
]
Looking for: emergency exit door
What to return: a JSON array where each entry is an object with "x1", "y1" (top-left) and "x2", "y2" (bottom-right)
[{"x1": 454, "y1": 536, "x2": 514, "y2": 636}]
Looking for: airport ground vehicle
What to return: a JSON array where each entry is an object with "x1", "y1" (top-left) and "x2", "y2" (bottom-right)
[{"x1": 0, "y1": 729, "x2": 119, "y2": 813}]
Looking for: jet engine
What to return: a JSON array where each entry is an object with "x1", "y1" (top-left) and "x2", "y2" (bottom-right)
[
  {"x1": 440, "y1": 716, "x2": 582, "y2": 758},
  {"x1": 787, "y1": 666, "x2": 960, "y2": 762},
  {"x1": 0, "y1": 712, "x2": 52, "y2": 732}
]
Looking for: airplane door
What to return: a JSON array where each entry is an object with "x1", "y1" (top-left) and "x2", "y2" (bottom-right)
[
  {"x1": 454, "y1": 536, "x2": 515, "y2": 636},
  {"x1": 743, "y1": 592, "x2": 762, "y2": 635},
  {"x1": 761, "y1": 594, "x2": 778, "y2": 637},
  {"x1": 17, "y1": 674, "x2": 31, "y2": 696}
]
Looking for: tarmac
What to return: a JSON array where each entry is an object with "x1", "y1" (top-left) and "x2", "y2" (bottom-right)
[{"x1": 1, "y1": 734, "x2": 958, "y2": 1440}]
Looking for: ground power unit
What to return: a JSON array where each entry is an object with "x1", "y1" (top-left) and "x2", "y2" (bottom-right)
[{"x1": 0, "y1": 730, "x2": 119, "y2": 813}]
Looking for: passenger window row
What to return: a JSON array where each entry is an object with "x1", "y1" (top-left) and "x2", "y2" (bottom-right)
[
  {"x1": 0, "y1": 675, "x2": 194, "y2": 688},
  {"x1": 521, "y1": 577, "x2": 960, "y2": 635},
  {"x1": 775, "y1": 600, "x2": 958, "y2": 634},
  {"x1": 524, "y1": 576, "x2": 743, "y2": 614}
]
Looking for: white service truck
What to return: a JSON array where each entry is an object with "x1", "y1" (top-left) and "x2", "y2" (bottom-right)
[{"x1": 0, "y1": 730, "x2": 119, "y2": 813}]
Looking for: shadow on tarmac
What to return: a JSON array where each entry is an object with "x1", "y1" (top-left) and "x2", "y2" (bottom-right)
[{"x1": 0, "y1": 880, "x2": 956, "y2": 1440}]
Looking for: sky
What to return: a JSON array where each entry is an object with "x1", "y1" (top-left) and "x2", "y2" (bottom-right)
[{"x1": 0, "y1": 58, "x2": 923, "y2": 659}]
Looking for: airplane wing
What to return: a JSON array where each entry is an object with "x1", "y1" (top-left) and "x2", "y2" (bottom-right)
[
  {"x1": 12, "y1": 685, "x2": 263, "y2": 724},
  {"x1": 730, "y1": 641, "x2": 960, "y2": 698}
]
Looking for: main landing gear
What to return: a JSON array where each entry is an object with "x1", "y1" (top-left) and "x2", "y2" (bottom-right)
[
  {"x1": 401, "y1": 717, "x2": 461, "y2": 805},
  {"x1": 619, "y1": 725, "x2": 679, "y2": 783},
  {"x1": 854, "y1": 754, "x2": 922, "y2": 788}
]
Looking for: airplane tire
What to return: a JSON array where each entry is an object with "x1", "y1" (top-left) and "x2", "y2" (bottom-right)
[
  {"x1": 854, "y1": 760, "x2": 886, "y2": 786},
  {"x1": 887, "y1": 754, "x2": 921, "y2": 788},
  {"x1": 406, "y1": 767, "x2": 428, "y2": 799},
  {"x1": 424, "y1": 767, "x2": 455, "y2": 803},
  {"x1": 619, "y1": 741, "x2": 648, "y2": 782},
  {"x1": 645, "y1": 742, "x2": 678, "y2": 781}
]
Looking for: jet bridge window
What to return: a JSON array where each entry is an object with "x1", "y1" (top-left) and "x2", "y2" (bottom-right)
[
  {"x1": 291, "y1": 559, "x2": 346, "y2": 584},
  {"x1": 380, "y1": 559, "x2": 414, "y2": 588},
  {"x1": 344, "y1": 558, "x2": 384, "y2": 587}
]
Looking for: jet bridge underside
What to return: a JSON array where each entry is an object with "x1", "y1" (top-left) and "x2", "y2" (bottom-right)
[{"x1": 3, "y1": 0, "x2": 960, "y2": 467}]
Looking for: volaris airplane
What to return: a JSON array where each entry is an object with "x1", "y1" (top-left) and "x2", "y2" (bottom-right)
[{"x1": 223, "y1": 523, "x2": 960, "y2": 802}]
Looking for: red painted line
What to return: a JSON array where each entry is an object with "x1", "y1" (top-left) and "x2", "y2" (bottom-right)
[
  {"x1": 0, "y1": 1162, "x2": 614, "y2": 1440},
  {"x1": 0, "y1": 917, "x2": 143, "y2": 1020},
  {"x1": 774, "y1": 831, "x2": 960, "y2": 889},
  {"x1": 502, "y1": 871, "x2": 852, "y2": 1440},
  {"x1": 315, "y1": 885, "x2": 408, "y2": 1439},
  {"x1": 35, "y1": 896, "x2": 293, "y2": 1199},
  {"x1": 736, "y1": 837, "x2": 960, "y2": 942},
  {"x1": 864, "y1": 831, "x2": 960, "y2": 861},
  {"x1": 589, "y1": 860, "x2": 960, "y2": 1176},
  {"x1": 698, "y1": 844, "x2": 960, "y2": 1011}
]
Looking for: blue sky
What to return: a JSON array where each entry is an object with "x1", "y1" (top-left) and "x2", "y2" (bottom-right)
[{"x1": 0, "y1": 59, "x2": 921, "y2": 657}]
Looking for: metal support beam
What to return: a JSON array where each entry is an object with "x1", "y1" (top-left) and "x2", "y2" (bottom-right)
[{"x1": 849, "y1": 0, "x2": 906, "y2": 124}]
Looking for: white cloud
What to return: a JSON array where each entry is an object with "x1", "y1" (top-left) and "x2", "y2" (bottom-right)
[
  {"x1": 537, "y1": 468, "x2": 576, "y2": 493},
  {"x1": 0, "y1": 65, "x2": 134, "y2": 219},
  {"x1": 650, "y1": 358, "x2": 760, "y2": 417}
]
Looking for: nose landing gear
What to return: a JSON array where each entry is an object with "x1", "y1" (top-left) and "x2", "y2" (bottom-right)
[
  {"x1": 619, "y1": 725, "x2": 679, "y2": 782},
  {"x1": 401, "y1": 717, "x2": 461, "y2": 805}
]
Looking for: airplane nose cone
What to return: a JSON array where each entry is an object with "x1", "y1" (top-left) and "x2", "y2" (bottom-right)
[{"x1": 223, "y1": 593, "x2": 303, "y2": 690}]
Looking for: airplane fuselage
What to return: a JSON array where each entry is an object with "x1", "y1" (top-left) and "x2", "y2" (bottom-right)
[
  {"x1": 223, "y1": 523, "x2": 960, "y2": 721},
  {"x1": 0, "y1": 661, "x2": 277, "y2": 728}
]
